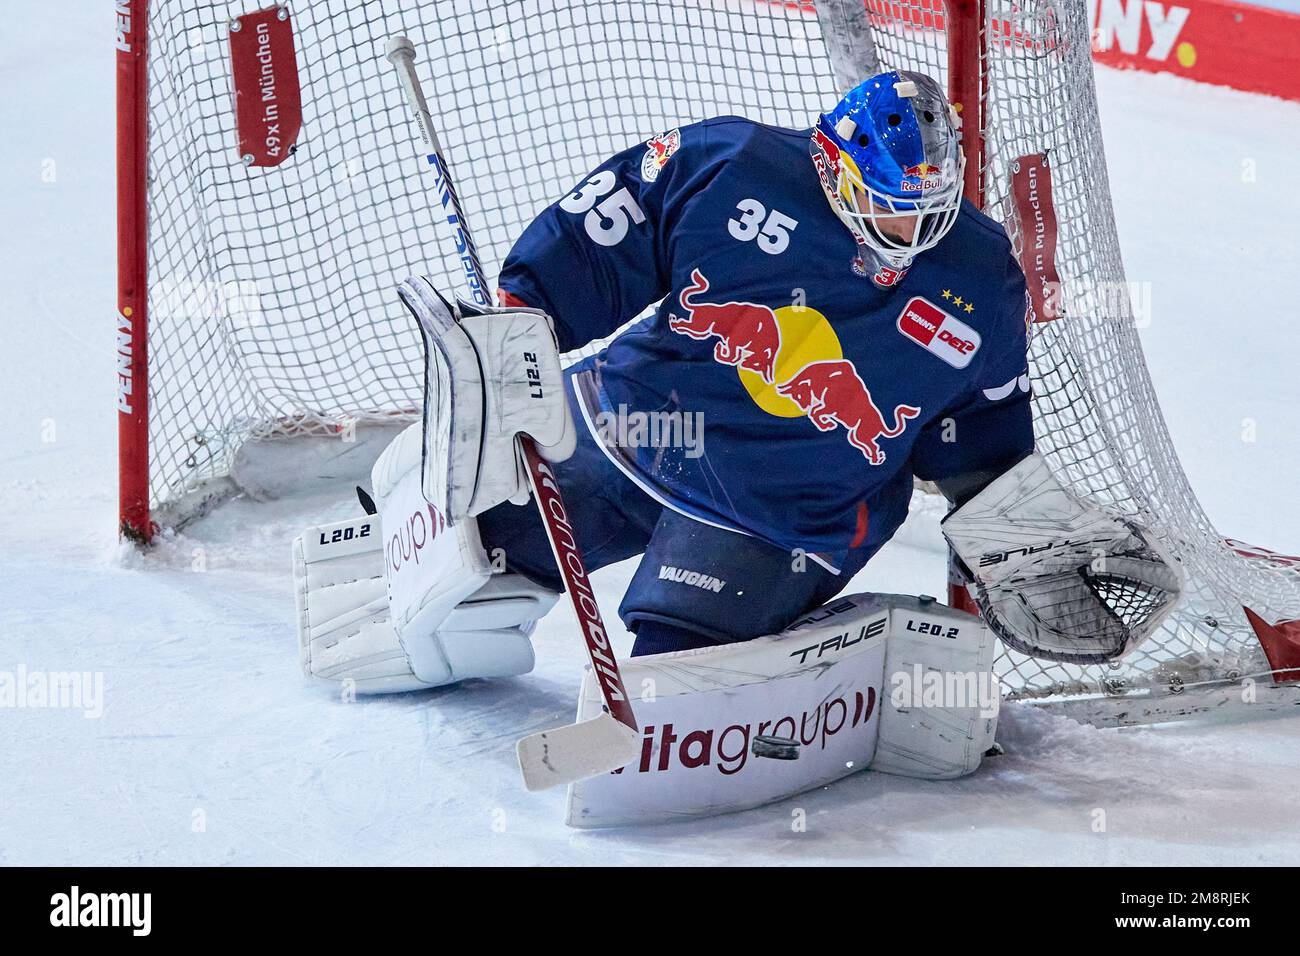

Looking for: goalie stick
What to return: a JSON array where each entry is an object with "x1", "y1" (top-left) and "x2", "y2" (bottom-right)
[{"x1": 385, "y1": 36, "x2": 640, "y2": 791}]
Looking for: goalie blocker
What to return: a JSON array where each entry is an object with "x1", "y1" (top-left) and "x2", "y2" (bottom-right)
[{"x1": 395, "y1": 276, "x2": 576, "y2": 522}]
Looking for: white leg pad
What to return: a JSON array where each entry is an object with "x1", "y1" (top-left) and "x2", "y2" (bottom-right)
[
  {"x1": 564, "y1": 593, "x2": 997, "y2": 828},
  {"x1": 293, "y1": 514, "x2": 433, "y2": 694},
  {"x1": 872, "y1": 595, "x2": 1000, "y2": 779},
  {"x1": 371, "y1": 422, "x2": 492, "y2": 644},
  {"x1": 435, "y1": 574, "x2": 559, "y2": 681},
  {"x1": 293, "y1": 510, "x2": 556, "y2": 693}
]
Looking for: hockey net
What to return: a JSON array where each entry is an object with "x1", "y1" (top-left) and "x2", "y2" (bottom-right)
[{"x1": 117, "y1": 0, "x2": 1300, "y2": 720}]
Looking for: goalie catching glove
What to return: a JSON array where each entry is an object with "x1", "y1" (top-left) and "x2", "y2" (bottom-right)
[{"x1": 941, "y1": 452, "x2": 1184, "y2": 664}]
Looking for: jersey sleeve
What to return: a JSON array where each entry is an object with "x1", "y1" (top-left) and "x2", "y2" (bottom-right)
[
  {"x1": 911, "y1": 271, "x2": 1034, "y2": 483},
  {"x1": 498, "y1": 125, "x2": 712, "y2": 352}
]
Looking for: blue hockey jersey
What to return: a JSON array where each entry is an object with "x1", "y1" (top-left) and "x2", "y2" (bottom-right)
[{"x1": 499, "y1": 117, "x2": 1033, "y2": 574}]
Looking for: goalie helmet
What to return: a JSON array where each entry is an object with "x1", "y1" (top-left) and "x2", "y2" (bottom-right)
[{"x1": 810, "y1": 70, "x2": 965, "y2": 272}]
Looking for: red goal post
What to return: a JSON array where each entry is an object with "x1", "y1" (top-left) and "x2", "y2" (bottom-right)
[{"x1": 116, "y1": 0, "x2": 150, "y2": 541}]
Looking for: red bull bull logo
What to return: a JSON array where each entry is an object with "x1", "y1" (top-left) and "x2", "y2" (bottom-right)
[
  {"x1": 670, "y1": 269, "x2": 782, "y2": 384},
  {"x1": 776, "y1": 360, "x2": 920, "y2": 466},
  {"x1": 669, "y1": 268, "x2": 920, "y2": 464},
  {"x1": 810, "y1": 126, "x2": 842, "y2": 191},
  {"x1": 901, "y1": 161, "x2": 944, "y2": 192}
]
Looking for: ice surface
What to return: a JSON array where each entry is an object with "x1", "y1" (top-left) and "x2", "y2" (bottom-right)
[{"x1": 2, "y1": 5, "x2": 1299, "y2": 864}]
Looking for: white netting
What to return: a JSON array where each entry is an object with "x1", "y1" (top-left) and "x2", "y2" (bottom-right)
[
  {"x1": 867, "y1": 0, "x2": 1300, "y2": 702},
  {"x1": 141, "y1": 0, "x2": 834, "y2": 522},
  {"x1": 989, "y1": 0, "x2": 1300, "y2": 700},
  {"x1": 138, "y1": 0, "x2": 1300, "y2": 711}
]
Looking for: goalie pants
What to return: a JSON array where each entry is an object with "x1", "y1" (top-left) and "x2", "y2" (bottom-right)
[{"x1": 477, "y1": 362, "x2": 858, "y2": 655}]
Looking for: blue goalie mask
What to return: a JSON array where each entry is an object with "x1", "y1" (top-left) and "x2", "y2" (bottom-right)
[{"x1": 811, "y1": 70, "x2": 965, "y2": 270}]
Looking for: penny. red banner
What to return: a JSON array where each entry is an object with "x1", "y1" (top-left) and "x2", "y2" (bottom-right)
[{"x1": 1091, "y1": 0, "x2": 1300, "y2": 103}]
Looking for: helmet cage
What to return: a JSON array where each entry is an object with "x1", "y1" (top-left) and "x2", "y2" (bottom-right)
[{"x1": 829, "y1": 146, "x2": 966, "y2": 269}]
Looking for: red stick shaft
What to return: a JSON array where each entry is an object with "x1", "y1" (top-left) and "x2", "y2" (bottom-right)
[{"x1": 520, "y1": 442, "x2": 637, "y2": 730}]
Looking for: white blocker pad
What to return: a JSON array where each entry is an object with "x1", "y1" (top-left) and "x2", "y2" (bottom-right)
[
  {"x1": 942, "y1": 452, "x2": 1184, "y2": 663},
  {"x1": 565, "y1": 593, "x2": 998, "y2": 828},
  {"x1": 395, "y1": 276, "x2": 576, "y2": 522}
]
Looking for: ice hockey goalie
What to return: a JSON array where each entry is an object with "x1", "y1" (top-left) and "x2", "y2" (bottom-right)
[{"x1": 289, "y1": 68, "x2": 1181, "y2": 822}]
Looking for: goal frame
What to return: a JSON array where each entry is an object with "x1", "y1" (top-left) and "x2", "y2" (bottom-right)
[
  {"x1": 114, "y1": 0, "x2": 994, "y2": 544},
  {"x1": 115, "y1": 0, "x2": 1300, "y2": 724}
]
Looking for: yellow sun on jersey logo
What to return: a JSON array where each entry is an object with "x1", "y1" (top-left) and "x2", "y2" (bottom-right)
[{"x1": 737, "y1": 305, "x2": 843, "y2": 417}]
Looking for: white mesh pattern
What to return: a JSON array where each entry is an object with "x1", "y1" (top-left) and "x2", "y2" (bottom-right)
[
  {"x1": 982, "y1": 0, "x2": 1300, "y2": 700},
  {"x1": 138, "y1": 0, "x2": 1300, "y2": 709},
  {"x1": 143, "y1": 0, "x2": 834, "y2": 519}
]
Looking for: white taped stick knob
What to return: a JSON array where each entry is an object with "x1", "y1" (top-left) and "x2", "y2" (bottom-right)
[{"x1": 386, "y1": 35, "x2": 417, "y2": 64}]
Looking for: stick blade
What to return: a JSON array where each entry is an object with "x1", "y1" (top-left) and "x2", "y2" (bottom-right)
[{"x1": 517, "y1": 713, "x2": 640, "y2": 792}]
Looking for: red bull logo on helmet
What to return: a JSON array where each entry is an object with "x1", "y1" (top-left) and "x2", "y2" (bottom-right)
[
  {"x1": 669, "y1": 268, "x2": 920, "y2": 464},
  {"x1": 810, "y1": 126, "x2": 845, "y2": 200},
  {"x1": 901, "y1": 161, "x2": 944, "y2": 192}
]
